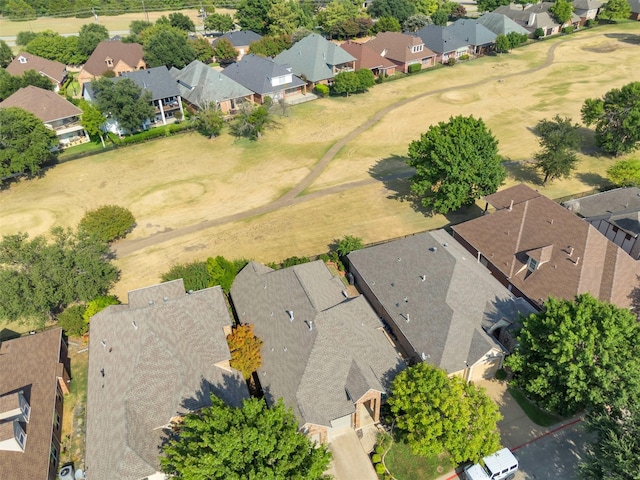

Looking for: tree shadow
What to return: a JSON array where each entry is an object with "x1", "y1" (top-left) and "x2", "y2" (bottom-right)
[
  {"x1": 368, "y1": 156, "x2": 430, "y2": 216},
  {"x1": 577, "y1": 127, "x2": 599, "y2": 156},
  {"x1": 604, "y1": 32, "x2": 640, "y2": 45},
  {"x1": 574, "y1": 171, "x2": 609, "y2": 189},
  {"x1": 504, "y1": 160, "x2": 543, "y2": 186}
]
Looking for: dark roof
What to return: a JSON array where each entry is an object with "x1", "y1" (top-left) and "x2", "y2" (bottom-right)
[
  {"x1": 0, "y1": 329, "x2": 67, "y2": 480},
  {"x1": 446, "y1": 19, "x2": 497, "y2": 46},
  {"x1": 571, "y1": 0, "x2": 604, "y2": 11},
  {"x1": 630, "y1": 0, "x2": 640, "y2": 13},
  {"x1": 212, "y1": 30, "x2": 262, "y2": 47},
  {"x1": 452, "y1": 184, "x2": 640, "y2": 309},
  {"x1": 85, "y1": 279, "x2": 249, "y2": 480},
  {"x1": 6, "y1": 52, "x2": 66, "y2": 84},
  {"x1": 476, "y1": 12, "x2": 531, "y2": 36},
  {"x1": 220, "y1": 54, "x2": 306, "y2": 96},
  {"x1": 230, "y1": 261, "x2": 404, "y2": 428},
  {"x1": 120, "y1": 66, "x2": 180, "y2": 101},
  {"x1": 0, "y1": 85, "x2": 81, "y2": 123},
  {"x1": 347, "y1": 230, "x2": 532, "y2": 372},
  {"x1": 414, "y1": 25, "x2": 470, "y2": 54},
  {"x1": 81, "y1": 40, "x2": 144, "y2": 76},
  {"x1": 340, "y1": 41, "x2": 396, "y2": 71},
  {"x1": 366, "y1": 31, "x2": 436, "y2": 63},
  {"x1": 493, "y1": 2, "x2": 580, "y2": 29}
]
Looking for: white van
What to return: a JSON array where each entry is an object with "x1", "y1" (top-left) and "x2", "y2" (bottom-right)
[{"x1": 463, "y1": 448, "x2": 519, "y2": 480}]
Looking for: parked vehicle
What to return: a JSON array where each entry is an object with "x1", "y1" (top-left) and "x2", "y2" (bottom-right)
[{"x1": 464, "y1": 448, "x2": 519, "y2": 480}]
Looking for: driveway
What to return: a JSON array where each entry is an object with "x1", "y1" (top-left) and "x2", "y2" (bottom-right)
[{"x1": 326, "y1": 429, "x2": 378, "y2": 480}]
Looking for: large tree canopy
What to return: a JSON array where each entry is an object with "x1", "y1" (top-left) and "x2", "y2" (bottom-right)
[
  {"x1": 91, "y1": 77, "x2": 155, "y2": 134},
  {"x1": 235, "y1": 0, "x2": 275, "y2": 34},
  {"x1": 607, "y1": 158, "x2": 640, "y2": 187},
  {"x1": 407, "y1": 115, "x2": 506, "y2": 214},
  {"x1": 600, "y1": 0, "x2": 631, "y2": 21},
  {"x1": 25, "y1": 30, "x2": 85, "y2": 64},
  {"x1": 505, "y1": 294, "x2": 640, "y2": 416},
  {"x1": 549, "y1": 0, "x2": 574, "y2": 24},
  {"x1": 533, "y1": 115, "x2": 581, "y2": 184},
  {"x1": 0, "y1": 68, "x2": 54, "y2": 101},
  {"x1": 142, "y1": 24, "x2": 196, "y2": 69},
  {"x1": 160, "y1": 395, "x2": 332, "y2": 479},
  {"x1": 388, "y1": 363, "x2": 502, "y2": 464},
  {"x1": 581, "y1": 81, "x2": 640, "y2": 156},
  {"x1": 78, "y1": 23, "x2": 109, "y2": 57},
  {"x1": 227, "y1": 324, "x2": 263, "y2": 380},
  {"x1": 368, "y1": 0, "x2": 415, "y2": 23},
  {"x1": 0, "y1": 40, "x2": 13, "y2": 68}
]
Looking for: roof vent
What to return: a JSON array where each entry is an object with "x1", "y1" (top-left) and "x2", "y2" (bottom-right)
[
  {"x1": 406, "y1": 313, "x2": 410, "y2": 323},
  {"x1": 148, "y1": 300, "x2": 154, "y2": 305},
  {"x1": 287, "y1": 310, "x2": 294, "y2": 322},
  {"x1": 421, "y1": 352, "x2": 430, "y2": 360},
  {"x1": 404, "y1": 296, "x2": 408, "y2": 302},
  {"x1": 508, "y1": 199, "x2": 514, "y2": 211},
  {"x1": 308, "y1": 320, "x2": 313, "y2": 331},
  {"x1": 397, "y1": 257, "x2": 402, "y2": 262},
  {"x1": 430, "y1": 246, "x2": 437, "y2": 252},
  {"x1": 342, "y1": 290, "x2": 349, "y2": 298},
  {"x1": 420, "y1": 275, "x2": 426, "y2": 282},
  {"x1": 163, "y1": 296, "x2": 169, "y2": 302},
  {"x1": 131, "y1": 321, "x2": 138, "y2": 330},
  {"x1": 101, "y1": 340, "x2": 107, "y2": 348},
  {"x1": 188, "y1": 289, "x2": 194, "y2": 294}
]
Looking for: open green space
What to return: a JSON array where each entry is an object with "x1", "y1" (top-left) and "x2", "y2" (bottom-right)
[{"x1": 385, "y1": 438, "x2": 452, "y2": 480}]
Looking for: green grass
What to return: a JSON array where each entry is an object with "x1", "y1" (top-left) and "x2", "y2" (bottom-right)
[
  {"x1": 61, "y1": 343, "x2": 89, "y2": 465},
  {"x1": 508, "y1": 387, "x2": 563, "y2": 427},
  {"x1": 58, "y1": 139, "x2": 106, "y2": 158},
  {"x1": 385, "y1": 438, "x2": 452, "y2": 480}
]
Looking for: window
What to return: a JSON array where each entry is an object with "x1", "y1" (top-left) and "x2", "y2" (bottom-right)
[
  {"x1": 18, "y1": 56, "x2": 27, "y2": 64},
  {"x1": 22, "y1": 402, "x2": 31, "y2": 422},
  {"x1": 50, "y1": 444, "x2": 58, "y2": 466},
  {"x1": 411, "y1": 44, "x2": 424, "y2": 53},
  {"x1": 55, "y1": 412, "x2": 61, "y2": 431},
  {"x1": 105, "y1": 57, "x2": 114, "y2": 67},
  {"x1": 527, "y1": 256, "x2": 538, "y2": 272},
  {"x1": 17, "y1": 431, "x2": 26, "y2": 449}
]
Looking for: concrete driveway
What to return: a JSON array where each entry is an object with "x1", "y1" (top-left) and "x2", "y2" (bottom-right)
[{"x1": 326, "y1": 429, "x2": 378, "y2": 480}]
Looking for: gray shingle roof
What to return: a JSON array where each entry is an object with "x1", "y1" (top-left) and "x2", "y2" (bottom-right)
[
  {"x1": 494, "y1": 2, "x2": 580, "y2": 29},
  {"x1": 220, "y1": 54, "x2": 306, "y2": 96},
  {"x1": 119, "y1": 66, "x2": 180, "y2": 101},
  {"x1": 274, "y1": 33, "x2": 356, "y2": 83},
  {"x1": 477, "y1": 12, "x2": 531, "y2": 36},
  {"x1": 212, "y1": 30, "x2": 262, "y2": 47},
  {"x1": 414, "y1": 25, "x2": 470, "y2": 54},
  {"x1": 347, "y1": 230, "x2": 533, "y2": 373},
  {"x1": 230, "y1": 261, "x2": 404, "y2": 428},
  {"x1": 572, "y1": 0, "x2": 604, "y2": 10},
  {"x1": 85, "y1": 279, "x2": 248, "y2": 480},
  {"x1": 630, "y1": 0, "x2": 640, "y2": 13},
  {"x1": 446, "y1": 19, "x2": 498, "y2": 46},
  {"x1": 170, "y1": 60, "x2": 253, "y2": 109}
]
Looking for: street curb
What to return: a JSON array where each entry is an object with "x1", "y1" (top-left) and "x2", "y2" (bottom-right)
[{"x1": 512, "y1": 416, "x2": 584, "y2": 452}]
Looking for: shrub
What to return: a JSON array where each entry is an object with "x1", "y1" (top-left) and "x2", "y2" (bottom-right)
[
  {"x1": 83, "y1": 295, "x2": 120, "y2": 322},
  {"x1": 585, "y1": 19, "x2": 595, "y2": 27},
  {"x1": 495, "y1": 368, "x2": 507, "y2": 381},
  {"x1": 78, "y1": 205, "x2": 136, "y2": 243},
  {"x1": 280, "y1": 256, "x2": 311, "y2": 268},
  {"x1": 334, "y1": 235, "x2": 364, "y2": 257},
  {"x1": 375, "y1": 463, "x2": 386, "y2": 474},
  {"x1": 459, "y1": 54, "x2": 470, "y2": 61},
  {"x1": 407, "y1": 63, "x2": 421, "y2": 74},
  {"x1": 318, "y1": 253, "x2": 330, "y2": 262},
  {"x1": 57, "y1": 304, "x2": 88, "y2": 336},
  {"x1": 447, "y1": 57, "x2": 457, "y2": 66},
  {"x1": 375, "y1": 445, "x2": 385, "y2": 455},
  {"x1": 534, "y1": 27, "x2": 545, "y2": 39},
  {"x1": 371, "y1": 453, "x2": 382, "y2": 463},
  {"x1": 314, "y1": 84, "x2": 330, "y2": 97},
  {"x1": 562, "y1": 26, "x2": 574, "y2": 34},
  {"x1": 161, "y1": 261, "x2": 211, "y2": 291}
]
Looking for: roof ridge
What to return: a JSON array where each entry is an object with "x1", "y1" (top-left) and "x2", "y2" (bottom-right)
[{"x1": 510, "y1": 199, "x2": 529, "y2": 278}]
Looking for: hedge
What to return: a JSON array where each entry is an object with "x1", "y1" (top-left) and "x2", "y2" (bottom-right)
[{"x1": 407, "y1": 63, "x2": 421, "y2": 74}]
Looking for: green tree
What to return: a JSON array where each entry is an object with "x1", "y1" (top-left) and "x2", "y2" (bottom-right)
[
  {"x1": 82, "y1": 295, "x2": 120, "y2": 322},
  {"x1": 57, "y1": 304, "x2": 88, "y2": 337},
  {"x1": 449, "y1": 3, "x2": 467, "y2": 19},
  {"x1": 168, "y1": 12, "x2": 195, "y2": 32},
  {"x1": 248, "y1": 34, "x2": 292, "y2": 57},
  {"x1": 78, "y1": 98, "x2": 107, "y2": 147},
  {"x1": 26, "y1": 31, "x2": 84, "y2": 64},
  {"x1": 601, "y1": 0, "x2": 631, "y2": 22},
  {"x1": 3, "y1": 0, "x2": 36, "y2": 20},
  {"x1": 0, "y1": 68, "x2": 54, "y2": 101},
  {"x1": 142, "y1": 25, "x2": 196, "y2": 69},
  {"x1": 549, "y1": 0, "x2": 574, "y2": 24},
  {"x1": 268, "y1": 0, "x2": 311, "y2": 35},
  {"x1": 205, "y1": 13, "x2": 235, "y2": 33},
  {"x1": 16, "y1": 30, "x2": 37, "y2": 46},
  {"x1": 355, "y1": 68, "x2": 375, "y2": 91},
  {"x1": 335, "y1": 234, "x2": 364, "y2": 257},
  {"x1": 414, "y1": 0, "x2": 440, "y2": 16},
  {"x1": 533, "y1": 115, "x2": 581, "y2": 184},
  {"x1": 317, "y1": 0, "x2": 362, "y2": 39},
  {"x1": 372, "y1": 15, "x2": 402, "y2": 32},
  {"x1": 189, "y1": 37, "x2": 215, "y2": 64},
  {"x1": 581, "y1": 82, "x2": 640, "y2": 156},
  {"x1": 194, "y1": 103, "x2": 225, "y2": 139},
  {"x1": 368, "y1": 0, "x2": 415, "y2": 23},
  {"x1": 0, "y1": 40, "x2": 13, "y2": 68},
  {"x1": 78, "y1": 205, "x2": 136, "y2": 243},
  {"x1": 431, "y1": 8, "x2": 449, "y2": 25},
  {"x1": 403, "y1": 13, "x2": 432, "y2": 31},
  {"x1": 160, "y1": 395, "x2": 332, "y2": 479},
  {"x1": 78, "y1": 23, "x2": 109, "y2": 57},
  {"x1": 230, "y1": 103, "x2": 276, "y2": 140},
  {"x1": 332, "y1": 70, "x2": 361, "y2": 96},
  {"x1": 91, "y1": 77, "x2": 155, "y2": 135},
  {"x1": 206, "y1": 256, "x2": 248, "y2": 293},
  {"x1": 388, "y1": 363, "x2": 502, "y2": 463},
  {"x1": 235, "y1": 0, "x2": 275, "y2": 34},
  {"x1": 0, "y1": 107, "x2": 57, "y2": 182},
  {"x1": 161, "y1": 261, "x2": 211, "y2": 292},
  {"x1": 226, "y1": 324, "x2": 263, "y2": 379},
  {"x1": 506, "y1": 31, "x2": 528, "y2": 48},
  {"x1": 607, "y1": 158, "x2": 640, "y2": 187},
  {"x1": 213, "y1": 37, "x2": 238, "y2": 65},
  {"x1": 495, "y1": 34, "x2": 510, "y2": 53},
  {"x1": 476, "y1": 0, "x2": 510, "y2": 12},
  {"x1": 505, "y1": 294, "x2": 640, "y2": 416},
  {"x1": 129, "y1": 19, "x2": 153, "y2": 35},
  {"x1": 407, "y1": 115, "x2": 506, "y2": 214}
]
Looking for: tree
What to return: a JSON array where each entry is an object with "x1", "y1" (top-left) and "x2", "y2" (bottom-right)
[
  {"x1": 57, "y1": 304, "x2": 88, "y2": 337},
  {"x1": 403, "y1": 13, "x2": 432, "y2": 32},
  {"x1": 130, "y1": 19, "x2": 153, "y2": 35},
  {"x1": 161, "y1": 261, "x2": 211, "y2": 292},
  {"x1": 582, "y1": 82, "x2": 640, "y2": 156},
  {"x1": 495, "y1": 34, "x2": 511, "y2": 53},
  {"x1": 230, "y1": 103, "x2": 277, "y2": 140},
  {"x1": 168, "y1": 12, "x2": 195, "y2": 32},
  {"x1": 335, "y1": 235, "x2": 364, "y2": 257},
  {"x1": 213, "y1": 37, "x2": 238, "y2": 65},
  {"x1": 78, "y1": 98, "x2": 107, "y2": 147},
  {"x1": 16, "y1": 30, "x2": 37, "y2": 46},
  {"x1": 235, "y1": 0, "x2": 275, "y2": 34},
  {"x1": 533, "y1": 115, "x2": 581, "y2": 184},
  {"x1": 600, "y1": 0, "x2": 631, "y2": 22},
  {"x1": 78, "y1": 23, "x2": 109, "y2": 57},
  {"x1": 205, "y1": 13, "x2": 235, "y2": 34},
  {"x1": 549, "y1": 0, "x2": 574, "y2": 24},
  {"x1": 160, "y1": 395, "x2": 332, "y2": 479},
  {"x1": 189, "y1": 37, "x2": 215, "y2": 64},
  {"x1": 505, "y1": 294, "x2": 640, "y2": 416},
  {"x1": 26, "y1": 31, "x2": 85, "y2": 65},
  {"x1": 368, "y1": 0, "x2": 415, "y2": 24},
  {"x1": 91, "y1": 77, "x2": 155, "y2": 135},
  {"x1": 332, "y1": 71, "x2": 361, "y2": 96},
  {"x1": 0, "y1": 40, "x2": 13, "y2": 68},
  {"x1": 0, "y1": 107, "x2": 57, "y2": 182},
  {"x1": 226, "y1": 324, "x2": 263, "y2": 379},
  {"x1": 506, "y1": 31, "x2": 528, "y2": 48},
  {"x1": 0, "y1": 68, "x2": 54, "y2": 101},
  {"x1": 355, "y1": 68, "x2": 375, "y2": 91},
  {"x1": 248, "y1": 34, "x2": 292, "y2": 57},
  {"x1": 206, "y1": 256, "x2": 248, "y2": 293},
  {"x1": 194, "y1": 103, "x2": 225, "y2": 139},
  {"x1": 82, "y1": 295, "x2": 120, "y2": 322},
  {"x1": 372, "y1": 16, "x2": 402, "y2": 33},
  {"x1": 607, "y1": 158, "x2": 640, "y2": 187},
  {"x1": 414, "y1": 0, "x2": 440, "y2": 16},
  {"x1": 142, "y1": 25, "x2": 196, "y2": 69},
  {"x1": 317, "y1": 0, "x2": 365, "y2": 39},
  {"x1": 388, "y1": 363, "x2": 502, "y2": 464},
  {"x1": 3, "y1": 0, "x2": 36, "y2": 20},
  {"x1": 267, "y1": 0, "x2": 312, "y2": 35},
  {"x1": 476, "y1": 0, "x2": 510, "y2": 12},
  {"x1": 78, "y1": 205, "x2": 136, "y2": 243},
  {"x1": 407, "y1": 115, "x2": 506, "y2": 214},
  {"x1": 449, "y1": 3, "x2": 467, "y2": 20},
  {"x1": 431, "y1": 8, "x2": 449, "y2": 25}
]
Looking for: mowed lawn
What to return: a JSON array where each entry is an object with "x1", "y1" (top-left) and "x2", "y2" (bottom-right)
[{"x1": 1, "y1": 23, "x2": 639, "y2": 298}]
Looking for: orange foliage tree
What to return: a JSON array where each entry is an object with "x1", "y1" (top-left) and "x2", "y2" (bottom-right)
[{"x1": 226, "y1": 324, "x2": 263, "y2": 380}]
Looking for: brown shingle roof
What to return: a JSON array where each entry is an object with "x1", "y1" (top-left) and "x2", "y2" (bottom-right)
[
  {"x1": 453, "y1": 184, "x2": 640, "y2": 308},
  {"x1": 0, "y1": 329, "x2": 67, "y2": 480},
  {"x1": 0, "y1": 86, "x2": 81, "y2": 123},
  {"x1": 340, "y1": 41, "x2": 396, "y2": 71},
  {"x1": 366, "y1": 32, "x2": 436, "y2": 64},
  {"x1": 81, "y1": 40, "x2": 144, "y2": 76},
  {"x1": 6, "y1": 52, "x2": 66, "y2": 84}
]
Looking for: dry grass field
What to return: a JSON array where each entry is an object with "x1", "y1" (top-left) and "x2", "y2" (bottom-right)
[{"x1": 1, "y1": 23, "x2": 639, "y2": 299}]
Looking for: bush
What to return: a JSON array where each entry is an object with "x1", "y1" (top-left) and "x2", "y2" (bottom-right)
[
  {"x1": 57, "y1": 304, "x2": 88, "y2": 336},
  {"x1": 459, "y1": 54, "x2": 470, "y2": 61},
  {"x1": 375, "y1": 463, "x2": 386, "y2": 474},
  {"x1": 83, "y1": 295, "x2": 120, "y2": 322},
  {"x1": 585, "y1": 19, "x2": 595, "y2": 27},
  {"x1": 161, "y1": 261, "x2": 211, "y2": 291},
  {"x1": 334, "y1": 235, "x2": 365, "y2": 257},
  {"x1": 407, "y1": 63, "x2": 421, "y2": 74},
  {"x1": 371, "y1": 453, "x2": 382, "y2": 463},
  {"x1": 318, "y1": 253, "x2": 330, "y2": 262},
  {"x1": 78, "y1": 205, "x2": 136, "y2": 243},
  {"x1": 314, "y1": 84, "x2": 330, "y2": 97},
  {"x1": 562, "y1": 26, "x2": 574, "y2": 34},
  {"x1": 280, "y1": 256, "x2": 311, "y2": 268},
  {"x1": 495, "y1": 368, "x2": 507, "y2": 381},
  {"x1": 534, "y1": 27, "x2": 545, "y2": 39},
  {"x1": 446, "y1": 57, "x2": 457, "y2": 66}
]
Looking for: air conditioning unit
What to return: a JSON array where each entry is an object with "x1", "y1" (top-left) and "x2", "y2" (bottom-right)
[{"x1": 59, "y1": 465, "x2": 74, "y2": 480}]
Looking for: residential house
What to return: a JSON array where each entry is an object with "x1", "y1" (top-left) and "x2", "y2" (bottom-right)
[
  {"x1": 494, "y1": 2, "x2": 580, "y2": 36},
  {"x1": 452, "y1": 184, "x2": 640, "y2": 309},
  {"x1": 274, "y1": 33, "x2": 356, "y2": 87},
  {"x1": 366, "y1": 32, "x2": 436, "y2": 73},
  {"x1": 340, "y1": 40, "x2": 396, "y2": 77},
  {"x1": 446, "y1": 19, "x2": 498, "y2": 55},
  {"x1": 5, "y1": 52, "x2": 67, "y2": 92},
  {"x1": 347, "y1": 229, "x2": 535, "y2": 382},
  {"x1": 476, "y1": 12, "x2": 531, "y2": 37},
  {"x1": 85, "y1": 279, "x2": 249, "y2": 480},
  {"x1": 0, "y1": 329, "x2": 70, "y2": 480},
  {"x1": 230, "y1": 261, "x2": 405, "y2": 444},
  {"x1": 77, "y1": 40, "x2": 146, "y2": 86},
  {"x1": 170, "y1": 60, "x2": 254, "y2": 113},
  {"x1": 221, "y1": 54, "x2": 307, "y2": 105},
  {"x1": 629, "y1": 0, "x2": 640, "y2": 20},
  {"x1": 211, "y1": 30, "x2": 262, "y2": 60},
  {"x1": 563, "y1": 187, "x2": 640, "y2": 260},
  {"x1": 0, "y1": 86, "x2": 89, "y2": 148},
  {"x1": 572, "y1": 0, "x2": 604, "y2": 23},
  {"x1": 414, "y1": 25, "x2": 471, "y2": 63}
]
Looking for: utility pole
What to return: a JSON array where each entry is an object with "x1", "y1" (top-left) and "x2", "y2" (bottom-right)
[{"x1": 142, "y1": 0, "x2": 149, "y2": 23}]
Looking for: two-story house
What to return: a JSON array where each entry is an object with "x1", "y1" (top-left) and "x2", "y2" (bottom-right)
[
  {"x1": 6, "y1": 52, "x2": 67, "y2": 92},
  {"x1": 77, "y1": 40, "x2": 146, "y2": 86}
]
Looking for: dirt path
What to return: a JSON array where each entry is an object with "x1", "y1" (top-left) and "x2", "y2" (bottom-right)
[{"x1": 113, "y1": 36, "x2": 575, "y2": 258}]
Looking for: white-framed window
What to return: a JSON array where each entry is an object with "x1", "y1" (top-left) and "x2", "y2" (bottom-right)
[
  {"x1": 18, "y1": 56, "x2": 27, "y2": 64},
  {"x1": 22, "y1": 402, "x2": 30, "y2": 422},
  {"x1": 50, "y1": 444, "x2": 58, "y2": 466},
  {"x1": 17, "y1": 430, "x2": 26, "y2": 449},
  {"x1": 106, "y1": 57, "x2": 114, "y2": 67},
  {"x1": 55, "y1": 411, "x2": 61, "y2": 431},
  {"x1": 411, "y1": 44, "x2": 424, "y2": 53},
  {"x1": 527, "y1": 256, "x2": 538, "y2": 272}
]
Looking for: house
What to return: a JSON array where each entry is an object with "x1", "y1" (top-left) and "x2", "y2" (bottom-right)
[
  {"x1": 230, "y1": 261, "x2": 405, "y2": 444},
  {"x1": 5, "y1": 52, "x2": 67, "y2": 92},
  {"x1": 211, "y1": 30, "x2": 262, "y2": 60},
  {"x1": 221, "y1": 54, "x2": 307, "y2": 105},
  {"x1": 629, "y1": 0, "x2": 640, "y2": 20},
  {"x1": 366, "y1": 32, "x2": 437, "y2": 73},
  {"x1": 77, "y1": 40, "x2": 146, "y2": 86},
  {"x1": 347, "y1": 229, "x2": 535, "y2": 382},
  {"x1": 85, "y1": 279, "x2": 249, "y2": 480},
  {"x1": 340, "y1": 40, "x2": 396, "y2": 77},
  {"x1": 274, "y1": 33, "x2": 356, "y2": 86},
  {"x1": 446, "y1": 19, "x2": 498, "y2": 55},
  {"x1": 571, "y1": 0, "x2": 604, "y2": 23},
  {"x1": 563, "y1": 187, "x2": 640, "y2": 260},
  {"x1": 170, "y1": 60, "x2": 254, "y2": 113},
  {"x1": 494, "y1": 2, "x2": 580, "y2": 36},
  {"x1": 452, "y1": 184, "x2": 640, "y2": 309},
  {"x1": 476, "y1": 12, "x2": 531, "y2": 37},
  {"x1": 0, "y1": 86, "x2": 89, "y2": 148},
  {"x1": 0, "y1": 329, "x2": 70, "y2": 480},
  {"x1": 414, "y1": 25, "x2": 471, "y2": 63}
]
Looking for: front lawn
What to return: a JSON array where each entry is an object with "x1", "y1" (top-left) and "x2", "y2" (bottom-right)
[{"x1": 384, "y1": 438, "x2": 452, "y2": 480}]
